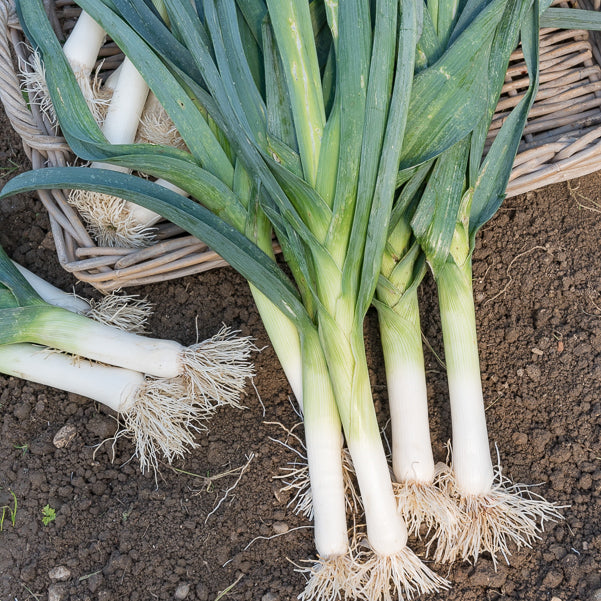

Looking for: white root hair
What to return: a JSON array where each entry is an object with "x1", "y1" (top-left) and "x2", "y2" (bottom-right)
[
  {"x1": 86, "y1": 293, "x2": 153, "y2": 334},
  {"x1": 436, "y1": 454, "x2": 564, "y2": 566},
  {"x1": 71, "y1": 66, "x2": 112, "y2": 124},
  {"x1": 353, "y1": 538, "x2": 450, "y2": 601},
  {"x1": 117, "y1": 376, "x2": 209, "y2": 473},
  {"x1": 68, "y1": 189, "x2": 157, "y2": 248},
  {"x1": 393, "y1": 462, "x2": 463, "y2": 557},
  {"x1": 19, "y1": 48, "x2": 110, "y2": 126},
  {"x1": 18, "y1": 48, "x2": 57, "y2": 126},
  {"x1": 296, "y1": 553, "x2": 364, "y2": 601},
  {"x1": 180, "y1": 326, "x2": 256, "y2": 411}
]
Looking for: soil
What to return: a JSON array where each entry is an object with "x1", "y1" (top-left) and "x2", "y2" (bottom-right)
[{"x1": 1, "y1": 98, "x2": 601, "y2": 601}]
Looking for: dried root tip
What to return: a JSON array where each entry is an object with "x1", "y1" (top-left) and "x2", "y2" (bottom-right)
[
  {"x1": 87, "y1": 293, "x2": 153, "y2": 334},
  {"x1": 119, "y1": 376, "x2": 208, "y2": 473},
  {"x1": 19, "y1": 49, "x2": 57, "y2": 126},
  {"x1": 137, "y1": 97, "x2": 187, "y2": 150},
  {"x1": 73, "y1": 69, "x2": 112, "y2": 124},
  {"x1": 393, "y1": 466, "x2": 463, "y2": 556},
  {"x1": 436, "y1": 463, "x2": 563, "y2": 566},
  {"x1": 180, "y1": 326, "x2": 256, "y2": 411},
  {"x1": 354, "y1": 545, "x2": 449, "y2": 601},
  {"x1": 296, "y1": 554, "x2": 363, "y2": 601},
  {"x1": 68, "y1": 189, "x2": 157, "y2": 248}
]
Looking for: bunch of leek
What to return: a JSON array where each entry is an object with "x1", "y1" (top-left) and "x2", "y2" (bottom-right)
[
  {"x1": 0, "y1": 245, "x2": 254, "y2": 471},
  {"x1": 5, "y1": 0, "x2": 601, "y2": 598}
]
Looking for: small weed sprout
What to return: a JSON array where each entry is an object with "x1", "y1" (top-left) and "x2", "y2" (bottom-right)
[
  {"x1": 14, "y1": 443, "x2": 29, "y2": 455},
  {"x1": 0, "y1": 490, "x2": 17, "y2": 531},
  {"x1": 41, "y1": 504, "x2": 56, "y2": 526}
]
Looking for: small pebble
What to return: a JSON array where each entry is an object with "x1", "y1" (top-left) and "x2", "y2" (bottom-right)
[
  {"x1": 551, "y1": 597, "x2": 563, "y2": 601},
  {"x1": 48, "y1": 565, "x2": 71, "y2": 581},
  {"x1": 262, "y1": 593, "x2": 278, "y2": 601},
  {"x1": 53, "y1": 424, "x2": 78, "y2": 449},
  {"x1": 526, "y1": 364, "x2": 541, "y2": 381},
  {"x1": 47, "y1": 583, "x2": 66, "y2": 601},
  {"x1": 174, "y1": 583, "x2": 190, "y2": 600},
  {"x1": 272, "y1": 522, "x2": 289, "y2": 535},
  {"x1": 195, "y1": 583, "x2": 209, "y2": 601}
]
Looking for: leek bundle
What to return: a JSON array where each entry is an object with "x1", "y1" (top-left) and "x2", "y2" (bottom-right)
[
  {"x1": 0, "y1": 245, "x2": 254, "y2": 471},
  {"x1": 5, "y1": 0, "x2": 601, "y2": 598}
]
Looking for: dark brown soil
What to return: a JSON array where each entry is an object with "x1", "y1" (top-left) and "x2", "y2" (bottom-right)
[{"x1": 1, "y1": 97, "x2": 601, "y2": 601}]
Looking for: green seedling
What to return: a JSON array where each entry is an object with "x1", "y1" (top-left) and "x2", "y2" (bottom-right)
[
  {"x1": 0, "y1": 490, "x2": 18, "y2": 531},
  {"x1": 41, "y1": 504, "x2": 56, "y2": 526}
]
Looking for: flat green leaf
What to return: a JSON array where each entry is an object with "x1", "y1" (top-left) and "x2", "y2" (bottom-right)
[
  {"x1": 411, "y1": 136, "x2": 470, "y2": 274},
  {"x1": 111, "y1": 0, "x2": 205, "y2": 82},
  {"x1": 265, "y1": 0, "x2": 326, "y2": 186},
  {"x1": 469, "y1": 0, "x2": 540, "y2": 240},
  {"x1": 205, "y1": 0, "x2": 267, "y2": 148},
  {"x1": 399, "y1": 0, "x2": 508, "y2": 169},
  {"x1": 104, "y1": 153, "x2": 247, "y2": 231},
  {"x1": 540, "y1": 7, "x2": 601, "y2": 29},
  {"x1": 356, "y1": 0, "x2": 421, "y2": 319},
  {"x1": 469, "y1": 0, "x2": 533, "y2": 178},
  {"x1": 0, "y1": 246, "x2": 44, "y2": 307}
]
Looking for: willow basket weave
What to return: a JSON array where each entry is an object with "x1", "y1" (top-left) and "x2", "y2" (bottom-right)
[{"x1": 0, "y1": 0, "x2": 600, "y2": 291}]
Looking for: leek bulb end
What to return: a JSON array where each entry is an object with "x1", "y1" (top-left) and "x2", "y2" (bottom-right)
[
  {"x1": 354, "y1": 542, "x2": 449, "y2": 599},
  {"x1": 296, "y1": 553, "x2": 362, "y2": 601},
  {"x1": 86, "y1": 293, "x2": 153, "y2": 334},
  {"x1": 68, "y1": 189, "x2": 158, "y2": 248},
  {"x1": 118, "y1": 376, "x2": 206, "y2": 473}
]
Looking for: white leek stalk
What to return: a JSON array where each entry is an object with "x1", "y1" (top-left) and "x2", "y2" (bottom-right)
[
  {"x1": 376, "y1": 227, "x2": 461, "y2": 553},
  {"x1": 250, "y1": 285, "x2": 302, "y2": 405},
  {"x1": 0, "y1": 343, "x2": 202, "y2": 471},
  {"x1": 378, "y1": 294, "x2": 462, "y2": 550},
  {"x1": 12, "y1": 261, "x2": 90, "y2": 314},
  {"x1": 297, "y1": 328, "x2": 358, "y2": 600},
  {"x1": 68, "y1": 57, "x2": 161, "y2": 246},
  {"x1": 61, "y1": 10, "x2": 107, "y2": 120},
  {"x1": 318, "y1": 315, "x2": 448, "y2": 597}
]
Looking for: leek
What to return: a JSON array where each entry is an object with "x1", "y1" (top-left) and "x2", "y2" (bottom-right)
[
  {"x1": 376, "y1": 177, "x2": 462, "y2": 550},
  {"x1": 12, "y1": 260, "x2": 152, "y2": 333}
]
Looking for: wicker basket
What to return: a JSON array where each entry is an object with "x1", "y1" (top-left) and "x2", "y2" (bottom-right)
[{"x1": 0, "y1": 0, "x2": 600, "y2": 291}]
